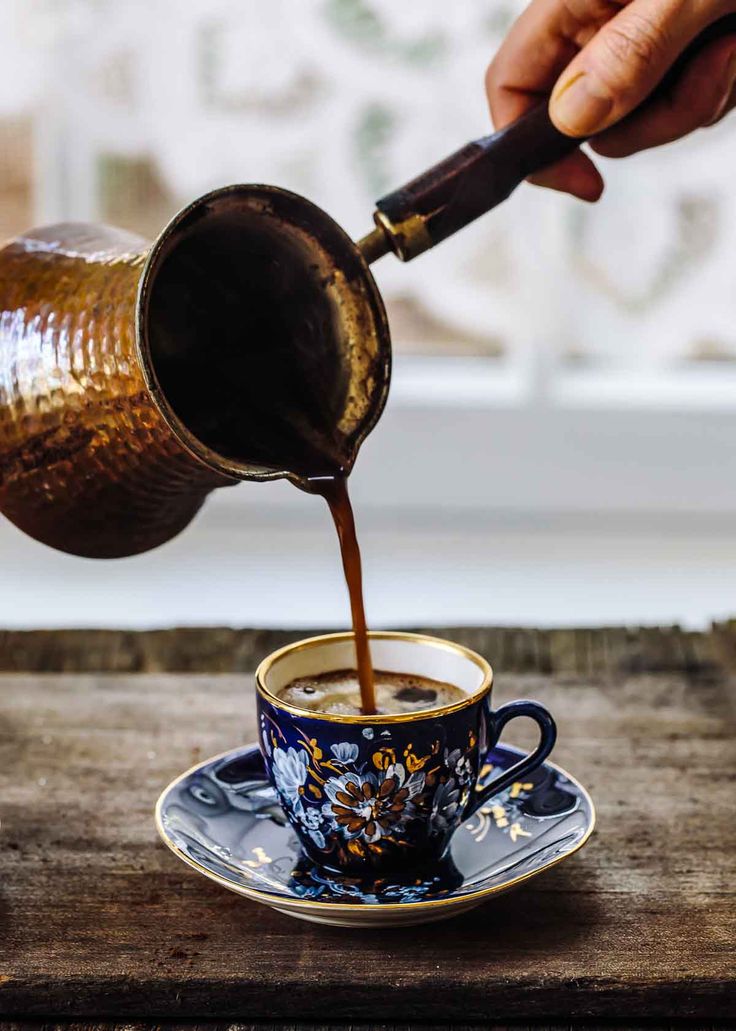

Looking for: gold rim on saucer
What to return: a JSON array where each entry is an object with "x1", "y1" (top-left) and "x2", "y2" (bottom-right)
[{"x1": 154, "y1": 744, "x2": 596, "y2": 917}]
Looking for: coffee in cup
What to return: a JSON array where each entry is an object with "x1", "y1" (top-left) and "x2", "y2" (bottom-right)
[{"x1": 277, "y1": 669, "x2": 466, "y2": 716}]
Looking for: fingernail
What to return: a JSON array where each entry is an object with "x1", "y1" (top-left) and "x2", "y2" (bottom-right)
[{"x1": 550, "y1": 71, "x2": 613, "y2": 136}]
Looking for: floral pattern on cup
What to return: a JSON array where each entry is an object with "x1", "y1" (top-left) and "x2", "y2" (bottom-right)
[
  {"x1": 262, "y1": 717, "x2": 478, "y2": 866},
  {"x1": 256, "y1": 633, "x2": 557, "y2": 874}
]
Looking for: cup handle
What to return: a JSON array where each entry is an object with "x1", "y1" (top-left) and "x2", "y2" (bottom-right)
[{"x1": 470, "y1": 700, "x2": 557, "y2": 814}]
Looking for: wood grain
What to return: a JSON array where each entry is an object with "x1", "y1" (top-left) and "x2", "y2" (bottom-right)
[
  {"x1": 0, "y1": 622, "x2": 728, "y2": 676},
  {"x1": 0, "y1": 626, "x2": 734, "y2": 1022},
  {"x1": 2, "y1": 1024, "x2": 736, "y2": 1031}
]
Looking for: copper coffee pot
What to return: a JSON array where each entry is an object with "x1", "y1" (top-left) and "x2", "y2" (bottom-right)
[
  {"x1": 0, "y1": 196, "x2": 390, "y2": 557},
  {"x1": 1, "y1": 17, "x2": 731, "y2": 558}
]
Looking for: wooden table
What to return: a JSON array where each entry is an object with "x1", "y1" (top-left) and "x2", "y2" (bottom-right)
[{"x1": 1, "y1": 625, "x2": 734, "y2": 1029}]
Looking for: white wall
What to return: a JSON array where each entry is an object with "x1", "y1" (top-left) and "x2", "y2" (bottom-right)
[
  {"x1": 3, "y1": 4, "x2": 736, "y2": 630},
  {"x1": 4, "y1": 487, "x2": 736, "y2": 631},
  {"x1": 4, "y1": 369, "x2": 736, "y2": 631}
]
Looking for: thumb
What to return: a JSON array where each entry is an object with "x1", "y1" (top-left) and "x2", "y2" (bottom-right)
[{"x1": 549, "y1": 0, "x2": 716, "y2": 137}]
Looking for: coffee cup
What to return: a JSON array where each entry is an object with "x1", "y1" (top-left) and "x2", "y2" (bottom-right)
[{"x1": 256, "y1": 631, "x2": 556, "y2": 874}]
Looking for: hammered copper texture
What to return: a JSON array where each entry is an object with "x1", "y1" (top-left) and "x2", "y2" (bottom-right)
[{"x1": 0, "y1": 223, "x2": 230, "y2": 558}]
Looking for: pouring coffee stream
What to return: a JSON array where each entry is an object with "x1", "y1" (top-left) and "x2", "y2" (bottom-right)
[
  {"x1": 1, "y1": 15, "x2": 733, "y2": 713},
  {"x1": 307, "y1": 475, "x2": 377, "y2": 715}
]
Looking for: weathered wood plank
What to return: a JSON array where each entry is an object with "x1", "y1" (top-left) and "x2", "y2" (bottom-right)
[
  {"x1": 0, "y1": 623, "x2": 730, "y2": 676},
  {"x1": 0, "y1": 660, "x2": 734, "y2": 1021},
  {"x1": 1, "y1": 1024, "x2": 735, "y2": 1031}
]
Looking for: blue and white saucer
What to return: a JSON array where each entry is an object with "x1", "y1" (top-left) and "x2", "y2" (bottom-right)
[{"x1": 155, "y1": 744, "x2": 595, "y2": 927}]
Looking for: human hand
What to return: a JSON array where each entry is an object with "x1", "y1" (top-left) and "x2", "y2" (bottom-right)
[{"x1": 485, "y1": 0, "x2": 736, "y2": 201}]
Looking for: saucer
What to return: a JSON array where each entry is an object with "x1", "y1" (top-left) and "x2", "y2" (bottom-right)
[{"x1": 155, "y1": 744, "x2": 595, "y2": 927}]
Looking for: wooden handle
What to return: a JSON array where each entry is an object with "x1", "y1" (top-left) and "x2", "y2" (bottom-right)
[{"x1": 370, "y1": 13, "x2": 736, "y2": 262}]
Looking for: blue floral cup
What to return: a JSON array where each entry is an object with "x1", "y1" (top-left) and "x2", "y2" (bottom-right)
[{"x1": 256, "y1": 631, "x2": 557, "y2": 875}]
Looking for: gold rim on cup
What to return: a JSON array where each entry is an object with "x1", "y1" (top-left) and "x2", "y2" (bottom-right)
[{"x1": 255, "y1": 630, "x2": 494, "y2": 724}]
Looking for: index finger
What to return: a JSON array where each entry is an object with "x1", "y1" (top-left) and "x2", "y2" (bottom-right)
[
  {"x1": 485, "y1": 0, "x2": 612, "y2": 200},
  {"x1": 486, "y1": 0, "x2": 610, "y2": 128}
]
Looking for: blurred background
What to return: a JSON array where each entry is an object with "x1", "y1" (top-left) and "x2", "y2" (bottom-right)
[{"x1": 3, "y1": 0, "x2": 736, "y2": 630}]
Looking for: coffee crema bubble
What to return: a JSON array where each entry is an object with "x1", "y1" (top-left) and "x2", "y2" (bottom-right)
[{"x1": 276, "y1": 669, "x2": 466, "y2": 716}]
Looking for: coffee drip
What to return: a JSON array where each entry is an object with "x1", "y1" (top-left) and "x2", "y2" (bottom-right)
[{"x1": 304, "y1": 475, "x2": 376, "y2": 715}]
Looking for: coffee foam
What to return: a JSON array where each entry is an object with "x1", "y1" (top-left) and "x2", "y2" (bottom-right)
[{"x1": 277, "y1": 668, "x2": 465, "y2": 716}]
